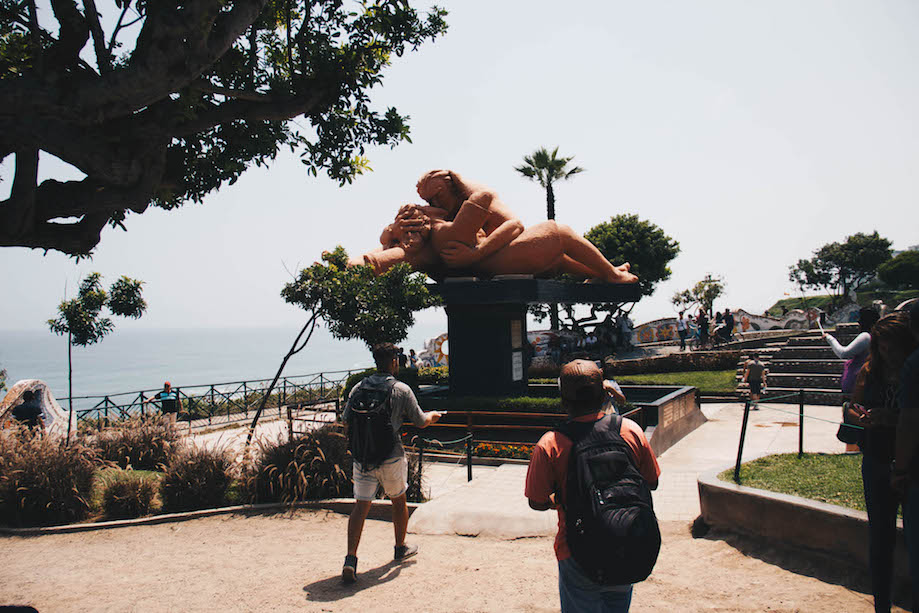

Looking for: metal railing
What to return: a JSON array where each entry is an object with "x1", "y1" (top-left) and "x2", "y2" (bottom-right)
[{"x1": 65, "y1": 369, "x2": 367, "y2": 429}]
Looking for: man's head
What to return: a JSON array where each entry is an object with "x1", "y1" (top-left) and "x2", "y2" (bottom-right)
[
  {"x1": 163, "y1": 381, "x2": 172, "y2": 391},
  {"x1": 559, "y1": 359, "x2": 604, "y2": 416},
  {"x1": 749, "y1": 351, "x2": 759, "y2": 362},
  {"x1": 416, "y1": 170, "x2": 461, "y2": 214},
  {"x1": 372, "y1": 342, "x2": 399, "y2": 373},
  {"x1": 22, "y1": 390, "x2": 34, "y2": 402}
]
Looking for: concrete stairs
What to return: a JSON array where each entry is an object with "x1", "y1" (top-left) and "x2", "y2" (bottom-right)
[{"x1": 734, "y1": 323, "x2": 860, "y2": 405}]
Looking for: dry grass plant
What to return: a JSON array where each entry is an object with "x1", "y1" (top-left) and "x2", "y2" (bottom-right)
[
  {"x1": 244, "y1": 424, "x2": 352, "y2": 504},
  {"x1": 102, "y1": 472, "x2": 157, "y2": 519},
  {"x1": 161, "y1": 446, "x2": 234, "y2": 512},
  {"x1": 92, "y1": 416, "x2": 179, "y2": 470},
  {"x1": 0, "y1": 428, "x2": 100, "y2": 527}
]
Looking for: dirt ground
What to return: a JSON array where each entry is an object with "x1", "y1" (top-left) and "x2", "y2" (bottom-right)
[{"x1": 0, "y1": 510, "x2": 902, "y2": 613}]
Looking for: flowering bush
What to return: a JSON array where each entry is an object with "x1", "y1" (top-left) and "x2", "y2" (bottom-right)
[{"x1": 474, "y1": 442, "x2": 533, "y2": 460}]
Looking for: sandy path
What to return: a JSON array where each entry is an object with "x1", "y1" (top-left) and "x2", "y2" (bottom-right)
[{"x1": 0, "y1": 511, "x2": 896, "y2": 612}]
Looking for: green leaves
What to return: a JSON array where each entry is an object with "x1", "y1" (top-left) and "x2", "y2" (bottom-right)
[
  {"x1": 788, "y1": 231, "x2": 893, "y2": 302},
  {"x1": 282, "y1": 246, "x2": 439, "y2": 347},
  {"x1": 672, "y1": 274, "x2": 724, "y2": 315},
  {"x1": 585, "y1": 213, "x2": 680, "y2": 298},
  {"x1": 514, "y1": 146, "x2": 584, "y2": 220},
  {"x1": 47, "y1": 273, "x2": 147, "y2": 346}
]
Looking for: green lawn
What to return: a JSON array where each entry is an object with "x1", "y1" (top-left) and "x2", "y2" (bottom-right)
[
  {"x1": 718, "y1": 452, "x2": 866, "y2": 512},
  {"x1": 616, "y1": 370, "x2": 737, "y2": 393}
]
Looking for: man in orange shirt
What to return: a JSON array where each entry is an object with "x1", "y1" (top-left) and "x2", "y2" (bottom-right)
[{"x1": 526, "y1": 360, "x2": 661, "y2": 612}]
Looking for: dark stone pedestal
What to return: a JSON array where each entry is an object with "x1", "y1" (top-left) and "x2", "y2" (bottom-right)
[{"x1": 435, "y1": 278, "x2": 641, "y2": 397}]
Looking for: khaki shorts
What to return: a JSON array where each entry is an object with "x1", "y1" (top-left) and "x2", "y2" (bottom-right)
[{"x1": 352, "y1": 456, "x2": 408, "y2": 501}]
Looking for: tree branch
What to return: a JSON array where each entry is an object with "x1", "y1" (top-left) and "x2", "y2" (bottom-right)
[{"x1": 82, "y1": 0, "x2": 112, "y2": 73}]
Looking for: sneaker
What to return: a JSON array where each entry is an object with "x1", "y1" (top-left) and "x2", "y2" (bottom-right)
[
  {"x1": 394, "y1": 543, "x2": 418, "y2": 561},
  {"x1": 342, "y1": 555, "x2": 358, "y2": 584}
]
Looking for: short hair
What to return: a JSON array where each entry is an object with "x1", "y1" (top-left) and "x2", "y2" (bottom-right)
[
  {"x1": 22, "y1": 390, "x2": 34, "y2": 401},
  {"x1": 372, "y1": 343, "x2": 398, "y2": 369},
  {"x1": 858, "y1": 308, "x2": 880, "y2": 334},
  {"x1": 748, "y1": 351, "x2": 759, "y2": 361},
  {"x1": 909, "y1": 301, "x2": 919, "y2": 326}
]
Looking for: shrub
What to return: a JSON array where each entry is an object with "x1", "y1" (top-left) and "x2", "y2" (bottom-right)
[
  {"x1": 102, "y1": 472, "x2": 157, "y2": 519},
  {"x1": 161, "y1": 446, "x2": 234, "y2": 512},
  {"x1": 244, "y1": 424, "x2": 352, "y2": 504},
  {"x1": 420, "y1": 395, "x2": 564, "y2": 414},
  {"x1": 0, "y1": 430, "x2": 99, "y2": 527},
  {"x1": 343, "y1": 369, "x2": 421, "y2": 402},
  {"x1": 474, "y1": 442, "x2": 533, "y2": 460},
  {"x1": 605, "y1": 351, "x2": 742, "y2": 376},
  {"x1": 93, "y1": 417, "x2": 179, "y2": 470},
  {"x1": 417, "y1": 366, "x2": 449, "y2": 386}
]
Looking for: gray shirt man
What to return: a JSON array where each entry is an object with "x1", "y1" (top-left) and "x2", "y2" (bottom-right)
[{"x1": 343, "y1": 373, "x2": 428, "y2": 464}]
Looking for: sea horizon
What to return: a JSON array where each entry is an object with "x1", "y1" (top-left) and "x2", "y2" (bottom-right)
[{"x1": 0, "y1": 323, "x2": 447, "y2": 403}]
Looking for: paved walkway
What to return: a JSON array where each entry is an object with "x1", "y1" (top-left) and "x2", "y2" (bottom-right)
[{"x1": 409, "y1": 401, "x2": 848, "y2": 536}]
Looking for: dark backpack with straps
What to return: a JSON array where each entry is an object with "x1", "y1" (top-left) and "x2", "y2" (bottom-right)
[
  {"x1": 556, "y1": 414, "x2": 661, "y2": 585},
  {"x1": 347, "y1": 376, "x2": 398, "y2": 470}
]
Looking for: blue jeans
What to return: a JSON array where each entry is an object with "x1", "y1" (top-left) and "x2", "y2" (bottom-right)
[{"x1": 558, "y1": 558, "x2": 632, "y2": 613}]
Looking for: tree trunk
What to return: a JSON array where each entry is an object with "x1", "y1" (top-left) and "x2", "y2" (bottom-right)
[
  {"x1": 546, "y1": 182, "x2": 555, "y2": 221},
  {"x1": 550, "y1": 303, "x2": 560, "y2": 332},
  {"x1": 66, "y1": 331, "x2": 73, "y2": 442}
]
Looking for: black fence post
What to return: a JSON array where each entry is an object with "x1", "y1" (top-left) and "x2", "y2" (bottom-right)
[
  {"x1": 734, "y1": 400, "x2": 752, "y2": 484},
  {"x1": 243, "y1": 381, "x2": 248, "y2": 419},
  {"x1": 209, "y1": 385, "x2": 215, "y2": 425},
  {"x1": 104, "y1": 397, "x2": 110, "y2": 427},
  {"x1": 798, "y1": 389, "x2": 805, "y2": 458},
  {"x1": 466, "y1": 434, "x2": 473, "y2": 482},
  {"x1": 140, "y1": 391, "x2": 146, "y2": 419}
]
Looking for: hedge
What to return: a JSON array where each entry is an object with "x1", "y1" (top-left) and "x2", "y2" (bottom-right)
[{"x1": 604, "y1": 351, "x2": 742, "y2": 376}]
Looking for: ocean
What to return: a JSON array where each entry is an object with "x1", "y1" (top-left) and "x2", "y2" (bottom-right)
[{"x1": 0, "y1": 324, "x2": 444, "y2": 404}]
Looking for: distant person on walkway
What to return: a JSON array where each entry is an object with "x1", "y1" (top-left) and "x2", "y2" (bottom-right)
[
  {"x1": 826, "y1": 307, "x2": 880, "y2": 452},
  {"x1": 849, "y1": 311, "x2": 919, "y2": 613},
  {"x1": 397, "y1": 347, "x2": 409, "y2": 370},
  {"x1": 341, "y1": 342, "x2": 442, "y2": 584},
  {"x1": 696, "y1": 310, "x2": 709, "y2": 348},
  {"x1": 676, "y1": 311, "x2": 689, "y2": 351},
  {"x1": 408, "y1": 349, "x2": 421, "y2": 371},
  {"x1": 12, "y1": 390, "x2": 45, "y2": 434},
  {"x1": 742, "y1": 352, "x2": 767, "y2": 408},
  {"x1": 144, "y1": 381, "x2": 182, "y2": 428},
  {"x1": 526, "y1": 360, "x2": 660, "y2": 612},
  {"x1": 723, "y1": 309, "x2": 735, "y2": 340},
  {"x1": 892, "y1": 302, "x2": 919, "y2": 612}
]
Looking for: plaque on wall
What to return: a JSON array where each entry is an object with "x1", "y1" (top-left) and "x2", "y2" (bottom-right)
[
  {"x1": 510, "y1": 319, "x2": 523, "y2": 349},
  {"x1": 512, "y1": 351, "x2": 523, "y2": 381}
]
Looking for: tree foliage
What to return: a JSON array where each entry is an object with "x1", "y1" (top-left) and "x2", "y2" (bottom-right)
[
  {"x1": 515, "y1": 146, "x2": 584, "y2": 221},
  {"x1": 47, "y1": 272, "x2": 146, "y2": 346},
  {"x1": 672, "y1": 274, "x2": 725, "y2": 316},
  {"x1": 585, "y1": 214, "x2": 680, "y2": 298},
  {"x1": 0, "y1": 1, "x2": 448, "y2": 256},
  {"x1": 282, "y1": 246, "x2": 439, "y2": 347},
  {"x1": 530, "y1": 215, "x2": 679, "y2": 331},
  {"x1": 789, "y1": 232, "x2": 892, "y2": 305},
  {"x1": 878, "y1": 250, "x2": 919, "y2": 290}
]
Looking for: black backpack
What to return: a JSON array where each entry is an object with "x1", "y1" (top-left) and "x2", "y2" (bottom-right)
[
  {"x1": 347, "y1": 376, "x2": 398, "y2": 470},
  {"x1": 556, "y1": 414, "x2": 661, "y2": 585}
]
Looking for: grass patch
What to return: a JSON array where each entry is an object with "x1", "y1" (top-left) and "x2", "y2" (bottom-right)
[
  {"x1": 718, "y1": 452, "x2": 866, "y2": 512},
  {"x1": 616, "y1": 370, "x2": 737, "y2": 393}
]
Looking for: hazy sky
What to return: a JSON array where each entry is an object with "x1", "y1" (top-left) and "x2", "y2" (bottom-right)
[{"x1": 2, "y1": 0, "x2": 918, "y2": 341}]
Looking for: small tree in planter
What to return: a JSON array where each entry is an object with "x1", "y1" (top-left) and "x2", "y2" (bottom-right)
[
  {"x1": 245, "y1": 247, "x2": 439, "y2": 444},
  {"x1": 47, "y1": 273, "x2": 146, "y2": 440}
]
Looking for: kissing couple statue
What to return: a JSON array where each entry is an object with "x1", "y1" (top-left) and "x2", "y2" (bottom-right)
[{"x1": 348, "y1": 170, "x2": 638, "y2": 284}]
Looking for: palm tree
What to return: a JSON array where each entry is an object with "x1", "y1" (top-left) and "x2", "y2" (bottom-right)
[{"x1": 515, "y1": 146, "x2": 585, "y2": 220}]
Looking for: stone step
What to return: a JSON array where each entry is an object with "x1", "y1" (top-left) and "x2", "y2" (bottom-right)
[
  {"x1": 767, "y1": 359, "x2": 845, "y2": 374},
  {"x1": 747, "y1": 373, "x2": 841, "y2": 388},
  {"x1": 772, "y1": 346, "x2": 840, "y2": 360},
  {"x1": 786, "y1": 334, "x2": 858, "y2": 348}
]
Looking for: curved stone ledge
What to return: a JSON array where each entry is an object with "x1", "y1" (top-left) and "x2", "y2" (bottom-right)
[
  {"x1": 697, "y1": 467, "x2": 907, "y2": 583},
  {"x1": 0, "y1": 498, "x2": 418, "y2": 537}
]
